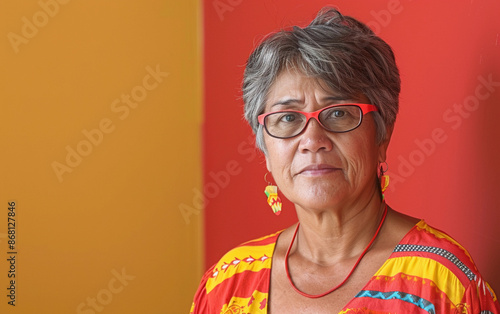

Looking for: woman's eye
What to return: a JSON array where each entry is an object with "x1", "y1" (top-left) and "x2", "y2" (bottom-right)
[
  {"x1": 280, "y1": 113, "x2": 297, "y2": 122},
  {"x1": 331, "y1": 110, "x2": 345, "y2": 118}
]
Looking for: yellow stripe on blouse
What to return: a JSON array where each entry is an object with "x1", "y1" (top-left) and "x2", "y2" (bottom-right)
[
  {"x1": 375, "y1": 255, "x2": 465, "y2": 305},
  {"x1": 206, "y1": 241, "x2": 275, "y2": 293}
]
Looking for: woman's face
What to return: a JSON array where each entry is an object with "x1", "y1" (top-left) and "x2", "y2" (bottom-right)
[{"x1": 263, "y1": 70, "x2": 391, "y2": 211}]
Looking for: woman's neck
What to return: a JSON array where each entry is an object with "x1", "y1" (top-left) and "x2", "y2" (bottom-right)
[{"x1": 292, "y1": 196, "x2": 386, "y2": 266}]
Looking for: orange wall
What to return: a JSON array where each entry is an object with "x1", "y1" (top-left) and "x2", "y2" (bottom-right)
[
  {"x1": 203, "y1": 0, "x2": 500, "y2": 292},
  {"x1": 1, "y1": 1, "x2": 202, "y2": 313}
]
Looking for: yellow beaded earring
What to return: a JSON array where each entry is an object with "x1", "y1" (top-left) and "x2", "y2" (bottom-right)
[
  {"x1": 379, "y1": 162, "x2": 389, "y2": 200},
  {"x1": 264, "y1": 173, "x2": 282, "y2": 215}
]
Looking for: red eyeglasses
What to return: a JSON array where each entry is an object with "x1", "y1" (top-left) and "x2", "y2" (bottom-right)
[{"x1": 258, "y1": 103, "x2": 378, "y2": 139}]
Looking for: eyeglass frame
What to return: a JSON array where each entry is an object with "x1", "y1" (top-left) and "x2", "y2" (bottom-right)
[{"x1": 257, "y1": 103, "x2": 379, "y2": 139}]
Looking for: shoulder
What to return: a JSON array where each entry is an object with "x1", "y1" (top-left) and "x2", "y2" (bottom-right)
[
  {"x1": 377, "y1": 220, "x2": 499, "y2": 311},
  {"x1": 389, "y1": 220, "x2": 482, "y2": 285},
  {"x1": 190, "y1": 230, "x2": 283, "y2": 314},
  {"x1": 395, "y1": 220, "x2": 479, "y2": 278},
  {"x1": 210, "y1": 230, "x2": 282, "y2": 283}
]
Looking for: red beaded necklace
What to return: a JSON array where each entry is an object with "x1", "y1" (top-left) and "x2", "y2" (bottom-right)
[{"x1": 284, "y1": 203, "x2": 388, "y2": 299}]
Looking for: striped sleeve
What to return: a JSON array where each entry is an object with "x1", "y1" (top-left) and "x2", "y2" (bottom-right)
[{"x1": 342, "y1": 220, "x2": 500, "y2": 313}]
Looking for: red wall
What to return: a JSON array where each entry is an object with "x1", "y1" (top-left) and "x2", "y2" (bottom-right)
[{"x1": 203, "y1": 0, "x2": 500, "y2": 291}]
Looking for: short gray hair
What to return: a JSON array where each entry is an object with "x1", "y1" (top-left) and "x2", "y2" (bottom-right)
[{"x1": 242, "y1": 7, "x2": 400, "y2": 153}]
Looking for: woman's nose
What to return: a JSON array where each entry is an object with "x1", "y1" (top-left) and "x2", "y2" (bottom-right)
[{"x1": 298, "y1": 118, "x2": 334, "y2": 153}]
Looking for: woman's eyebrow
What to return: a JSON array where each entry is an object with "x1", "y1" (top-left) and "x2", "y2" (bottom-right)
[
  {"x1": 270, "y1": 98, "x2": 302, "y2": 108},
  {"x1": 322, "y1": 96, "x2": 354, "y2": 102},
  {"x1": 270, "y1": 96, "x2": 355, "y2": 108}
]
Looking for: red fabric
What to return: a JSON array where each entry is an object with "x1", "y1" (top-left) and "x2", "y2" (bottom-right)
[{"x1": 191, "y1": 221, "x2": 500, "y2": 313}]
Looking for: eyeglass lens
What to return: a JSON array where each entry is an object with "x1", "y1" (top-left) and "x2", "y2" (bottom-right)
[{"x1": 264, "y1": 105, "x2": 363, "y2": 138}]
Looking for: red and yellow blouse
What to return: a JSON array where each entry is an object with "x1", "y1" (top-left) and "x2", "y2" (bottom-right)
[{"x1": 190, "y1": 221, "x2": 500, "y2": 313}]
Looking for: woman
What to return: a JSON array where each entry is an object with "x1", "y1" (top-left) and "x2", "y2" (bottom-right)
[{"x1": 191, "y1": 7, "x2": 500, "y2": 313}]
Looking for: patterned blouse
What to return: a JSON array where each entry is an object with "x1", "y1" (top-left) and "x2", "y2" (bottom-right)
[{"x1": 190, "y1": 220, "x2": 500, "y2": 313}]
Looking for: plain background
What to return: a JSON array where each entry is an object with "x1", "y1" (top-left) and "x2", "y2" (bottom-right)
[{"x1": 1, "y1": 1, "x2": 201, "y2": 313}]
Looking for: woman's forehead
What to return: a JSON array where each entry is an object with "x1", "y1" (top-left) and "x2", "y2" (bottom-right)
[
  {"x1": 268, "y1": 71, "x2": 341, "y2": 99},
  {"x1": 266, "y1": 70, "x2": 368, "y2": 108}
]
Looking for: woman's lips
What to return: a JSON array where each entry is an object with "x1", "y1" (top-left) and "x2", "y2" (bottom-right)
[{"x1": 298, "y1": 164, "x2": 341, "y2": 176}]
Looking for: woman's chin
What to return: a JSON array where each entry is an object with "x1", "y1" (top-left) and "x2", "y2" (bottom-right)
[{"x1": 291, "y1": 190, "x2": 347, "y2": 212}]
